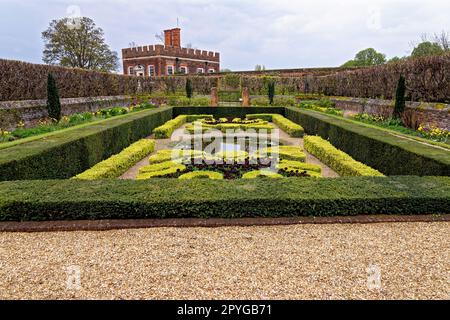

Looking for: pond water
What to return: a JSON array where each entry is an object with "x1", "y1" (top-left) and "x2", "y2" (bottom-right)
[{"x1": 220, "y1": 143, "x2": 242, "y2": 152}]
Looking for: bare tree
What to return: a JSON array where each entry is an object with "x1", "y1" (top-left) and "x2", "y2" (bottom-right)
[
  {"x1": 433, "y1": 30, "x2": 450, "y2": 51},
  {"x1": 155, "y1": 32, "x2": 164, "y2": 43}
]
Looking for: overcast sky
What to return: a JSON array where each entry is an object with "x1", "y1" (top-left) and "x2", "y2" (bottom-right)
[{"x1": 0, "y1": 0, "x2": 449, "y2": 71}]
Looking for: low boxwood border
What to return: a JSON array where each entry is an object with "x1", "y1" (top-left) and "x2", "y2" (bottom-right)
[
  {"x1": 173, "y1": 106, "x2": 286, "y2": 118},
  {"x1": 0, "y1": 176, "x2": 449, "y2": 221},
  {"x1": 0, "y1": 108, "x2": 172, "y2": 181},
  {"x1": 285, "y1": 107, "x2": 450, "y2": 176}
]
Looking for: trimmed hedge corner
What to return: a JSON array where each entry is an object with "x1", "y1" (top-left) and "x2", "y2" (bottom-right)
[
  {"x1": 0, "y1": 107, "x2": 172, "y2": 181},
  {"x1": 74, "y1": 139, "x2": 155, "y2": 180},
  {"x1": 0, "y1": 176, "x2": 449, "y2": 221},
  {"x1": 304, "y1": 136, "x2": 384, "y2": 177},
  {"x1": 153, "y1": 115, "x2": 187, "y2": 139}
]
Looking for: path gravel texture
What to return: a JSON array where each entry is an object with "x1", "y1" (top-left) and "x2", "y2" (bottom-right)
[{"x1": 0, "y1": 222, "x2": 448, "y2": 300}]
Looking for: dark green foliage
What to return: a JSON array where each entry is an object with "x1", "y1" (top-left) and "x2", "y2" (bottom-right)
[
  {"x1": 0, "y1": 176, "x2": 448, "y2": 221},
  {"x1": 0, "y1": 108, "x2": 172, "y2": 181},
  {"x1": 285, "y1": 107, "x2": 450, "y2": 176},
  {"x1": 341, "y1": 48, "x2": 387, "y2": 67},
  {"x1": 185, "y1": 78, "x2": 193, "y2": 99},
  {"x1": 46, "y1": 73, "x2": 61, "y2": 121},
  {"x1": 393, "y1": 75, "x2": 406, "y2": 119},
  {"x1": 173, "y1": 106, "x2": 286, "y2": 119},
  {"x1": 268, "y1": 81, "x2": 275, "y2": 105}
]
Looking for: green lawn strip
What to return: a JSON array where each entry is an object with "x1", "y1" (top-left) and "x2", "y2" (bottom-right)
[
  {"x1": 0, "y1": 176, "x2": 448, "y2": 221},
  {"x1": 0, "y1": 108, "x2": 164, "y2": 152}
]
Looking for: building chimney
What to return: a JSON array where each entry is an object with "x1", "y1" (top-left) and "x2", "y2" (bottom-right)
[
  {"x1": 171, "y1": 28, "x2": 181, "y2": 48},
  {"x1": 164, "y1": 29, "x2": 173, "y2": 47},
  {"x1": 163, "y1": 28, "x2": 181, "y2": 48}
]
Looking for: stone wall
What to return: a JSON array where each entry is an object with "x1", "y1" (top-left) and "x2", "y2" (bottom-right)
[
  {"x1": 0, "y1": 96, "x2": 132, "y2": 130},
  {"x1": 329, "y1": 97, "x2": 450, "y2": 130}
]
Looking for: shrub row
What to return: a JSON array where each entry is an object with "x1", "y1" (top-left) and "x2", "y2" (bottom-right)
[
  {"x1": 153, "y1": 115, "x2": 214, "y2": 138},
  {"x1": 0, "y1": 58, "x2": 153, "y2": 101},
  {"x1": 0, "y1": 176, "x2": 449, "y2": 221},
  {"x1": 246, "y1": 114, "x2": 304, "y2": 137},
  {"x1": 272, "y1": 114, "x2": 304, "y2": 137},
  {"x1": 74, "y1": 139, "x2": 155, "y2": 180},
  {"x1": 304, "y1": 136, "x2": 384, "y2": 176},
  {"x1": 0, "y1": 108, "x2": 172, "y2": 180},
  {"x1": 3, "y1": 55, "x2": 449, "y2": 102},
  {"x1": 285, "y1": 107, "x2": 450, "y2": 176},
  {"x1": 153, "y1": 115, "x2": 187, "y2": 139}
]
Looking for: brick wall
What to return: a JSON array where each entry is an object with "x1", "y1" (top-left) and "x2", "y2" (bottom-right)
[
  {"x1": 329, "y1": 97, "x2": 450, "y2": 130},
  {"x1": 0, "y1": 96, "x2": 132, "y2": 130}
]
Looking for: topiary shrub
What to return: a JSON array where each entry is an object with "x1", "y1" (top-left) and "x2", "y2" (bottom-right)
[
  {"x1": 393, "y1": 75, "x2": 406, "y2": 119},
  {"x1": 47, "y1": 73, "x2": 61, "y2": 121},
  {"x1": 185, "y1": 78, "x2": 193, "y2": 99},
  {"x1": 268, "y1": 81, "x2": 275, "y2": 105}
]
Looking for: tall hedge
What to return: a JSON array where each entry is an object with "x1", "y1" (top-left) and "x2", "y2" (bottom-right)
[
  {"x1": 0, "y1": 59, "x2": 153, "y2": 101},
  {"x1": 2, "y1": 55, "x2": 449, "y2": 103}
]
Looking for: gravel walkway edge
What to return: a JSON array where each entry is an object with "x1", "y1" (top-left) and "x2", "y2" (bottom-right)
[{"x1": 0, "y1": 214, "x2": 448, "y2": 233}]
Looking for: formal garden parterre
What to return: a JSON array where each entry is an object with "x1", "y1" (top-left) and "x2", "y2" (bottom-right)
[{"x1": 0, "y1": 102, "x2": 449, "y2": 222}]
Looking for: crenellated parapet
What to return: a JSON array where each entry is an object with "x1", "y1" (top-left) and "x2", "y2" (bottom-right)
[{"x1": 122, "y1": 45, "x2": 220, "y2": 62}]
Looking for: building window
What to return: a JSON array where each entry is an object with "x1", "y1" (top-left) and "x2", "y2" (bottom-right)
[
  {"x1": 148, "y1": 65, "x2": 155, "y2": 76},
  {"x1": 196, "y1": 68, "x2": 205, "y2": 74},
  {"x1": 179, "y1": 66, "x2": 188, "y2": 74},
  {"x1": 167, "y1": 65, "x2": 174, "y2": 75},
  {"x1": 208, "y1": 69, "x2": 216, "y2": 74},
  {"x1": 128, "y1": 67, "x2": 134, "y2": 75}
]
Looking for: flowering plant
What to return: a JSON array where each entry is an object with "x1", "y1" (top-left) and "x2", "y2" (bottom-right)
[{"x1": 418, "y1": 124, "x2": 449, "y2": 142}]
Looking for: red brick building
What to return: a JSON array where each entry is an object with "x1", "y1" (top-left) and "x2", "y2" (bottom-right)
[{"x1": 122, "y1": 28, "x2": 220, "y2": 77}]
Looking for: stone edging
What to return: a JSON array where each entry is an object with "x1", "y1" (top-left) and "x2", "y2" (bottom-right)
[{"x1": 0, "y1": 215, "x2": 448, "y2": 233}]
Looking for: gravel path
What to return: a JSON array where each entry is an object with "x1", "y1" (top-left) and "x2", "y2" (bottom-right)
[{"x1": 0, "y1": 222, "x2": 448, "y2": 300}]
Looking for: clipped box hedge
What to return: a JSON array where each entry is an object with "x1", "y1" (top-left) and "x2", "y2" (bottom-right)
[
  {"x1": 0, "y1": 108, "x2": 172, "y2": 181},
  {"x1": 153, "y1": 115, "x2": 187, "y2": 139},
  {"x1": 0, "y1": 176, "x2": 449, "y2": 221},
  {"x1": 246, "y1": 114, "x2": 304, "y2": 137},
  {"x1": 74, "y1": 139, "x2": 156, "y2": 180},
  {"x1": 304, "y1": 136, "x2": 384, "y2": 176},
  {"x1": 285, "y1": 107, "x2": 450, "y2": 176},
  {"x1": 173, "y1": 106, "x2": 286, "y2": 119}
]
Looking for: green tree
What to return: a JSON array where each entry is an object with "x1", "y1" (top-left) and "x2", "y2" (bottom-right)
[
  {"x1": 342, "y1": 48, "x2": 386, "y2": 67},
  {"x1": 393, "y1": 75, "x2": 406, "y2": 119},
  {"x1": 42, "y1": 17, "x2": 119, "y2": 72},
  {"x1": 387, "y1": 56, "x2": 406, "y2": 64},
  {"x1": 255, "y1": 65, "x2": 266, "y2": 71},
  {"x1": 47, "y1": 73, "x2": 62, "y2": 121},
  {"x1": 411, "y1": 41, "x2": 444, "y2": 57},
  {"x1": 268, "y1": 81, "x2": 275, "y2": 105},
  {"x1": 185, "y1": 78, "x2": 193, "y2": 99}
]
